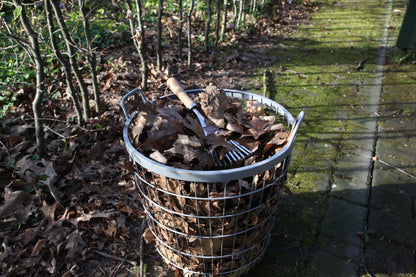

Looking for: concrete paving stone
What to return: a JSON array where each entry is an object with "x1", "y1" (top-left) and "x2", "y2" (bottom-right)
[
  {"x1": 371, "y1": 161, "x2": 416, "y2": 218},
  {"x1": 379, "y1": 95, "x2": 416, "y2": 115},
  {"x1": 368, "y1": 208, "x2": 416, "y2": 247},
  {"x1": 330, "y1": 152, "x2": 371, "y2": 206},
  {"x1": 344, "y1": 146, "x2": 374, "y2": 163},
  {"x1": 315, "y1": 131, "x2": 342, "y2": 144},
  {"x1": 315, "y1": 234, "x2": 362, "y2": 264},
  {"x1": 378, "y1": 117, "x2": 416, "y2": 135},
  {"x1": 313, "y1": 172, "x2": 331, "y2": 193},
  {"x1": 376, "y1": 134, "x2": 416, "y2": 176},
  {"x1": 309, "y1": 250, "x2": 359, "y2": 277},
  {"x1": 345, "y1": 136, "x2": 375, "y2": 154},
  {"x1": 360, "y1": 78, "x2": 382, "y2": 109},
  {"x1": 364, "y1": 233, "x2": 416, "y2": 275},
  {"x1": 319, "y1": 197, "x2": 367, "y2": 246},
  {"x1": 343, "y1": 128, "x2": 377, "y2": 153},
  {"x1": 330, "y1": 177, "x2": 369, "y2": 206},
  {"x1": 334, "y1": 153, "x2": 371, "y2": 180}
]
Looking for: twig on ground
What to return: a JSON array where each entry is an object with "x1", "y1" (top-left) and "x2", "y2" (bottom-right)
[
  {"x1": 355, "y1": 57, "x2": 368, "y2": 71},
  {"x1": 139, "y1": 218, "x2": 147, "y2": 277},
  {"x1": 45, "y1": 125, "x2": 68, "y2": 140},
  {"x1": 90, "y1": 249, "x2": 137, "y2": 266},
  {"x1": 109, "y1": 261, "x2": 126, "y2": 277},
  {"x1": 29, "y1": 217, "x2": 48, "y2": 245},
  {"x1": 0, "y1": 140, "x2": 11, "y2": 166},
  {"x1": 376, "y1": 157, "x2": 416, "y2": 179}
]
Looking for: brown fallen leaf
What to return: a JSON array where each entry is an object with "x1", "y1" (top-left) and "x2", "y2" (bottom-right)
[
  {"x1": 32, "y1": 239, "x2": 47, "y2": 256},
  {"x1": 224, "y1": 112, "x2": 245, "y2": 134},
  {"x1": 246, "y1": 116, "x2": 271, "y2": 140},
  {"x1": 65, "y1": 230, "x2": 86, "y2": 259},
  {"x1": 150, "y1": 150, "x2": 168, "y2": 164},
  {"x1": 69, "y1": 210, "x2": 114, "y2": 228},
  {"x1": 246, "y1": 100, "x2": 265, "y2": 116},
  {"x1": 199, "y1": 85, "x2": 228, "y2": 119},
  {"x1": 131, "y1": 113, "x2": 147, "y2": 146},
  {"x1": 143, "y1": 228, "x2": 155, "y2": 244},
  {"x1": 0, "y1": 188, "x2": 26, "y2": 218},
  {"x1": 40, "y1": 200, "x2": 58, "y2": 225},
  {"x1": 15, "y1": 155, "x2": 62, "y2": 203}
]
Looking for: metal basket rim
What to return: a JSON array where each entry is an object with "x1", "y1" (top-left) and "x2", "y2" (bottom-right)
[{"x1": 122, "y1": 88, "x2": 304, "y2": 182}]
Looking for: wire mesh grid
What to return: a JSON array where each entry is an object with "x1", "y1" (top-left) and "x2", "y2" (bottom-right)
[
  {"x1": 134, "y1": 155, "x2": 290, "y2": 276},
  {"x1": 122, "y1": 88, "x2": 304, "y2": 276}
]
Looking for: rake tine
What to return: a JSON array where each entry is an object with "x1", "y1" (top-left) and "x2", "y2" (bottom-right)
[
  {"x1": 213, "y1": 149, "x2": 227, "y2": 167},
  {"x1": 229, "y1": 140, "x2": 251, "y2": 156},
  {"x1": 226, "y1": 151, "x2": 238, "y2": 163},
  {"x1": 231, "y1": 150, "x2": 244, "y2": 160}
]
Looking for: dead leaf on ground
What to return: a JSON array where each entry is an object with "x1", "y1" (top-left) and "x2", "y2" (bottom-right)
[{"x1": 65, "y1": 230, "x2": 86, "y2": 259}]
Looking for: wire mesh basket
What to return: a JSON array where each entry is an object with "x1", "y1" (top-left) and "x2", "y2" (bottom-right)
[{"x1": 121, "y1": 88, "x2": 304, "y2": 276}]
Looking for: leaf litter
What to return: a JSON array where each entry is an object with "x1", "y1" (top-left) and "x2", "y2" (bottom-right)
[
  {"x1": 130, "y1": 84, "x2": 291, "y2": 170},
  {"x1": 0, "y1": 1, "x2": 312, "y2": 275}
]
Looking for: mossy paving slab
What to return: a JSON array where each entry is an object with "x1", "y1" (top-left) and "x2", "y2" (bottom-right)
[
  {"x1": 315, "y1": 235, "x2": 362, "y2": 264},
  {"x1": 368, "y1": 208, "x2": 416, "y2": 247},
  {"x1": 364, "y1": 232, "x2": 416, "y2": 276},
  {"x1": 310, "y1": 250, "x2": 359, "y2": 277},
  {"x1": 330, "y1": 151, "x2": 371, "y2": 205},
  {"x1": 371, "y1": 161, "x2": 416, "y2": 218},
  {"x1": 319, "y1": 197, "x2": 367, "y2": 246}
]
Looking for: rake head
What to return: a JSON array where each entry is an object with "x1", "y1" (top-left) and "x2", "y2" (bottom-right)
[{"x1": 193, "y1": 109, "x2": 252, "y2": 167}]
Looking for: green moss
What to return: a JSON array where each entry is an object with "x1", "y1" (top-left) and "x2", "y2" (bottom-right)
[{"x1": 247, "y1": 0, "x2": 405, "y2": 275}]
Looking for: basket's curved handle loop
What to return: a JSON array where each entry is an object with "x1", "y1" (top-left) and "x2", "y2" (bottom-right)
[
  {"x1": 287, "y1": 111, "x2": 305, "y2": 147},
  {"x1": 121, "y1": 88, "x2": 147, "y2": 119}
]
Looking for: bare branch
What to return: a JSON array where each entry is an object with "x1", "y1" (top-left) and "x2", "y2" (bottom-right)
[
  {"x1": 12, "y1": 0, "x2": 45, "y2": 155},
  {"x1": 49, "y1": 0, "x2": 91, "y2": 122},
  {"x1": 45, "y1": 0, "x2": 83, "y2": 125}
]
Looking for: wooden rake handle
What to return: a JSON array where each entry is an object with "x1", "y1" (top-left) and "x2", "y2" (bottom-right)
[{"x1": 166, "y1": 77, "x2": 196, "y2": 110}]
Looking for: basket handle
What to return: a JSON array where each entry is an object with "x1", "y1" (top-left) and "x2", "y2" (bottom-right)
[
  {"x1": 287, "y1": 111, "x2": 305, "y2": 146},
  {"x1": 121, "y1": 88, "x2": 147, "y2": 119}
]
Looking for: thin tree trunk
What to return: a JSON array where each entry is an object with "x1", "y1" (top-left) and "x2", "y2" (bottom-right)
[
  {"x1": 236, "y1": 0, "x2": 244, "y2": 32},
  {"x1": 156, "y1": 0, "x2": 163, "y2": 71},
  {"x1": 187, "y1": 0, "x2": 195, "y2": 67},
  {"x1": 250, "y1": 0, "x2": 257, "y2": 19},
  {"x1": 134, "y1": 0, "x2": 148, "y2": 90},
  {"x1": 178, "y1": 0, "x2": 183, "y2": 59},
  {"x1": 79, "y1": 0, "x2": 101, "y2": 113},
  {"x1": 220, "y1": 0, "x2": 227, "y2": 42},
  {"x1": 214, "y1": 0, "x2": 220, "y2": 48},
  {"x1": 50, "y1": 0, "x2": 90, "y2": 122},
  {"x1": 45, "y1": 0, "x2": 83, "y2": 125},
  {"x1": 204, "y1": 0, "x2": 212, "y2": 52},
  {"x1": 13, "y1": 0, "x2": 45, "y2": 154},
  {"x1": 232, "y1": 0, "x2": 237, "y2": 34}
]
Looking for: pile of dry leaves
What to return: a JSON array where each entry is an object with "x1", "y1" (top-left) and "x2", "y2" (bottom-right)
[{"x1": 130, "y1": 84, "x2": 291, "y2": 170}]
